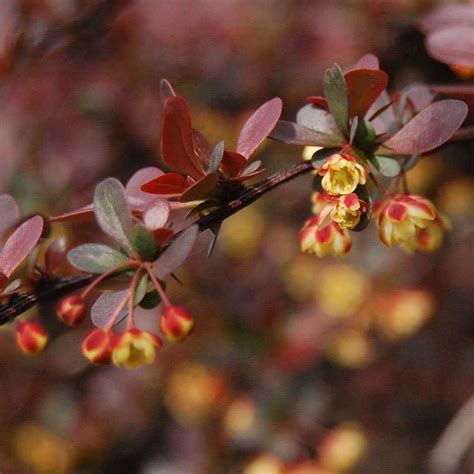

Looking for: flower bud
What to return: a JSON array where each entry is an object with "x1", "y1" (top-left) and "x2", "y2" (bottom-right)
[
  {"x1": 111, "y1": 328, "x2": 162, "y2": 370},
  {"x1": 81, "y1": 328, "x2": 112, "y2": 364},
  {"x1": 16, "y1": 321, "x2": 48, "y2": 355},
  {"x1": 56, "y1": 294, "x2": 86, "y2": 327},
  {"x1": 160, "y1": 305, "x2": 194, "y2": 343}
]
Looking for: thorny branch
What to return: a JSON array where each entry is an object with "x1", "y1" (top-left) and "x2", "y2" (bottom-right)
[{"x1": 0, "y1": 161, "x2": 314, "y2": 326}]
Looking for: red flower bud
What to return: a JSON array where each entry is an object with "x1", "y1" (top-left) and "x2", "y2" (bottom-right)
[
  {"x1": 81, "y1": 328, "x2": 112, "y2": 364},
  {"x1": 16, "y1": 320, "x2": 48, "y2": 355},
  {"x1": 56, "y1": 294, "x2": 86, "y2": 327},
  {"x1": 160, "y1": 305, "x2": 194, "y2": 343}
]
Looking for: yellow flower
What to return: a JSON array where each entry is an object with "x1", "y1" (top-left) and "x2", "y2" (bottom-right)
[
  {"x1": 330, "y1": 193, "x2": 364, "y2": 229},
  {"x1": 299, "y1": 217, "x2": 352, "y2": 257},
  {"x1": 318, "y1": 153, "x2": 367, "y2": 195},
  {"x1": 111, "y1": 329, "x2": 162, "y2": 370},
  {"x1": 373, "y1": 194, "x2": 437, "y2": 249}
]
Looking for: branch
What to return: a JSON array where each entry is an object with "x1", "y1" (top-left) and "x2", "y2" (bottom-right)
[
  {"x1": 448, "y1": 126, "x2": 474, "y2": 144},
  {"x1": 0, "y1": 161, "x2": 313, "y2": 326}
]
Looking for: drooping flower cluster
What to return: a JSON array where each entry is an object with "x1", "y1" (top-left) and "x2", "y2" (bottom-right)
[
  {"x1": 298, "y1": 152, "x2": 368, "y2": 257},
  {"x1": 282, "y1": 54, "x2": 464, "y2": 257}
]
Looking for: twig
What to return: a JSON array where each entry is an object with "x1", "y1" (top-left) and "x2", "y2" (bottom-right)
[{"x1": 0, "y1": 161, "x2": 313, "y2": 326}]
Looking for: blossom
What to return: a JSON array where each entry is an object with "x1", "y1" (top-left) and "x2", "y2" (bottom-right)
[
  {"x1": 16, "y1": 320, "x2": 48, "y2": 355},
  {"x1": 81, "y1": 328, "x2": 112, "y2": 364},
  {"x1": 310, "y1": 192, "x2": 365, "y2": 230},
  {"x1": 160, "y1": 305, "x2": 194, "y2": 343},
  {"x1": 299, "y1": 217, "x2": 352, "y2": 257},
  {"x1": 56, "y1": 294, "x2": 86, "y2": 327},
  {"x1": 111, "y1": 328, "x2": 162, "y2": 370},
  {"x1": 412, "y1": 213, "x2": 451, "y2": 252},
  {"x1": 373, "y1": 194, "x2": 437, "y2": 249},
  {"x1": 318, "y1": 153, "x2": 367, "y2": 195}
]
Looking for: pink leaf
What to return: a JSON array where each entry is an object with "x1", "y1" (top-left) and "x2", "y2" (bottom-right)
[
  {"x1": 0, "y1": 215, "x2": 44, "y2": 278},
  {"x1": 0, "y1": 194, "x2": 20, "y2": 238},
  {"x1": 153, "y1": 225, "x2": 198, "y2": 279},
  {"x1": 125, "y1": 167, "x2": 164, "y2": 211},
  {"x1": 236, "y1": 97, "x2": 282, "y2": 159},
  {"x1": 382, "y1": 100, "x2": 468, "y2": 155},
  {"x1": 143, "y1": 198, "x2": 171, "y2": 231},
  {"x1": 91, "y1": 290, "x2": 129, "y2": 328},
  {"x1": 353, "y1": 53, "x2": 380, "y2": 70},
  {"x1": 426, "y1": 25, "x2": 474, "y2": 67}
]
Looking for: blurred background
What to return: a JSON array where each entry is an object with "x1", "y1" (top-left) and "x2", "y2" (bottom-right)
[{"x1": 0, "y1": 0, "x2": 473, "y2": 473}]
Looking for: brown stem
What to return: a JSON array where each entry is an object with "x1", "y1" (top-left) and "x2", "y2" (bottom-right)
[
  {"x1": 0, "y1": 161, "x2": 314, "y2": 326},
  {"x1": 448, "y1": 126, "x2": 474, "y2": 144}
]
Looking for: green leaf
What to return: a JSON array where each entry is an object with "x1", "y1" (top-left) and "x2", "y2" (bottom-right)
[
  {"x1": 207, "y1": 141, "x2": 225, "y2": 174},
  {"x1": 312, "y1": 175, "x2": 324, "y2": 193},
  {"x1": 311, "y1": 147, "x2": 341, "y2": 171},
  {"x1": 352, "y1": 185, "x2": 372, "y2": 232},
  {"x1": 68, "y1": 243, "x2": 128, "y2": 273},
  {"x1": 324, "y1": 64, "x2": 349, "y2": 137},
  {"x1": 94, "y1": 178, "x2": 134, "y2": 255},
  {"x1": 129, "y1": 224, "x2": 157, "y2": 261},
  {"x1": 139, "y1": 289, "x2": 162, "y2": 309},
  {"x1": 371, "y1": 155, "x2": 401, "y2": 177},
  {"x1": 354, "y1": 119, "x2": 376, "y2": 153},
  {"x1": 133, "y1": 274, "x2": 148, "y2": 306}
]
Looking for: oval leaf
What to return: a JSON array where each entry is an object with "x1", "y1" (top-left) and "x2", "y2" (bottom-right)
[
  {"x1": 161, "y1": 96, "x2": 205, "y2": 179},
  {"x1": 426, "y1": 25, "x2": 474, "y2": 67},
  {"x1": 0, "y1": 215, "x2": 44, "y2": 278},
  {"x1": 179, "y1": 172, "x2": 218, "y2": 203},
  {"x1": 153, "y1": 225, "x2": 198, "y2": 279},
  {"x1": 141, "y1": 172, "x2": 189, "y2": 196},
  {"x1": 371, "y1": 156, "x2": 401, "y2": 177},
  {"x1": 91, "y1": 290, "x2": 129, "y2": 328},
  {"x1": 143, "y1": 198, "x2": 171, "y2": 230},
  {"x1": 345, "y1": 68, "x2": 389, "y2": 119},
  {"x1": 0, "y1": 194, "x2": 20, "y2": 238},
  {"x1": 382, "y1": 99, "x2": 468, "y2": 155},
  {"x1": 94, "y1": 178, "x2": 134, "y2": 255},
  {"x1": 270, "y1": 120, "x2": 344, "y2": 147},
  {"x1": 207, "y1": 141, "x2": 225, "y2": 174},
  {"x1": 68, "y1": 243, "x2": 128, "y2": 273},
  {"x1": 45, "y1": 237, "x2": 67, "y2": 273},
  {"x1": 296, "y1": 104, "x2": 344, "y2": 138},
  {"x1": 323, "y1": 64, "x2": 349, "y2": 136},
  {"x1": 236, "y1": 97, "x2": 282, "y2": 159},
  {"x1": 130, "y1": 225, "x2": 157, "y2": 261},
  {"x1": 125, "y1": 167, "x2": 164, "y2": 211}
]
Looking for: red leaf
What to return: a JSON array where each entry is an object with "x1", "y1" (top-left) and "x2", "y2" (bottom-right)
[
  {"x1": 125, "y1": 167, "x2": 164, "y2": 211},
  {"x1": 179, "y1": 172, "x2": 218, "y2": 202},
  {"x1": 345, "y1": 68, "x2": 389, "y2": 118},
  {"x1": 160, "y1": 79, "x2": 176, "y2": 101},
  {"x1": 161, "y1": 96, "x2": 205, "y2": 179},
  {"x1": 236, "y1": 97, "x2": 282, "y2": 159},
  {"x1": 153, "y1": 228, "x2": 174, "y2": 246},
  {"x1": 192, "y1": 128, "x2": 213, "y2": 169},
  {"x1": 220, "y1": 150, "x2": 248, "y2": 178},
  {"x1": 0, "y1": 215, "x2": 44, "y2": 278},
  {"x1": 44, "y1": 237, "x2": 67, "y2": 274},
  {"x1": 382, "y1": 99, "x2": 468, "y2": 155},
  {"x1": 426, "y1": 25, "x2": 474, "y2": 67},
  {"x1": 307, "y1": 96, "x2": 329, "y2": 109},
  {"x1": 141, "y1": 173, "x2": 190, "y2": 196}
]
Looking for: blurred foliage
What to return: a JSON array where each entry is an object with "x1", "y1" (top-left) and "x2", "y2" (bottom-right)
[{"x1": 0, "y1": 1, "x2": 473, "y2": 473}]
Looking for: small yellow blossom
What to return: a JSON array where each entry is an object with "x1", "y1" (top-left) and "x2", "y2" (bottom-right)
[
  {"x1": 111, "y1": 329, "x2": 162, "y2": 370},
  {"x1": 318, "y1": 153, "x2": 367, "y2": 195}
]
